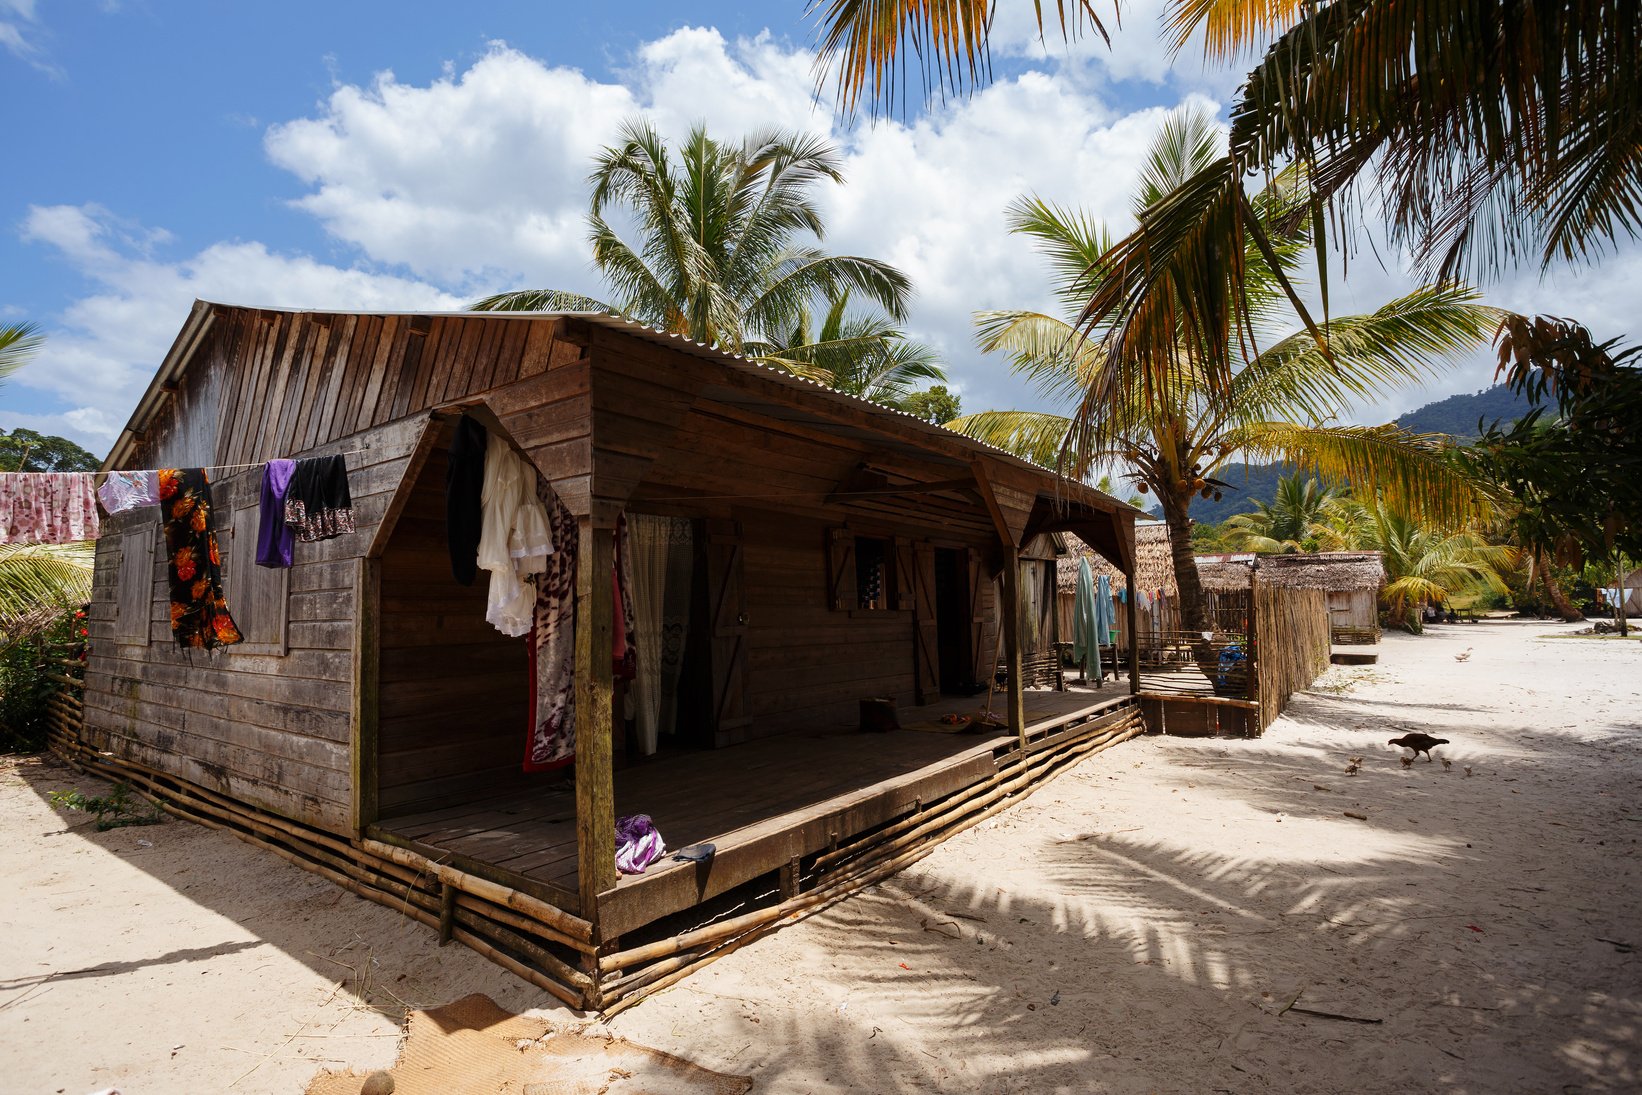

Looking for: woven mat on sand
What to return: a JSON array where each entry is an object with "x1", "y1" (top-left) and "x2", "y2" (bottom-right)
[{"x1": 306, "y1": 993, "x2": 752, "y2": 1095}]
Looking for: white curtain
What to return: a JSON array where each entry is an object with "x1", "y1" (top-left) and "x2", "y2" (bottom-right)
[{"x1": 629, "y1": 515, "x2": 692, "y2": 755}]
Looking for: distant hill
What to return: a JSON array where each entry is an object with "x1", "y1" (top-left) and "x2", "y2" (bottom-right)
[
  {"x1": 1393, "y1": 383, "x2": 1530, "y2": 438},
  {"x1": 1182, "y1": 385, "x2": 1530, "y2": 524}
]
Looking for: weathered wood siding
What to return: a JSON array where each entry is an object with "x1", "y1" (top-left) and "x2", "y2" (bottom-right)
[
  {"x1": 741, "y1": 511, "x2": 917, "y2": 733},
  {"x1": 83, "y1": 416, "x2": 428, "y2": 831},
  {"x1": 375, "y1": 444, "x2": 537, "y2": 816}
]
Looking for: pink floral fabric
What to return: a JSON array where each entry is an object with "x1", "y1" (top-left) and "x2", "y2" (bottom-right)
[{"x1": 0, "y1": 472, "x2": 101, "y2": 544}]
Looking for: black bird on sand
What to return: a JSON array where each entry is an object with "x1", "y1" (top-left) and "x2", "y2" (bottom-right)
[{"x1": 1388, "y1": 732, "x2": 1450, "y2": 761}]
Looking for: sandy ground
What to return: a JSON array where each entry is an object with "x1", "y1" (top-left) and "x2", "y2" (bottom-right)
[{"x1": 2, "y1": 617, "x2": 1638, "y2": 1093}]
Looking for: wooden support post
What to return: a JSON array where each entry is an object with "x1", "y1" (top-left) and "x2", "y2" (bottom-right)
[
  {"x1": 1247, "y1": 564, "x2": 1261, "y2": 706},
  {"x1": 779, "y1": 856, "x2": 801, "y2": 900},
  {"x1": 438, "y1": 882, "x2": 457, "y2": 945},
  {"x1": 1000, "y1": 545, "x2": 1026, "y2": 749},
  {"x1": 1125, "y1": 574, "x2": 1141, "y2": 696},
  {"x1": 349, "y1": 555, "x2": 380, "y2": 835},
  {"x1": 574, "y1": 519, "x2": 618, "y2": 944}
]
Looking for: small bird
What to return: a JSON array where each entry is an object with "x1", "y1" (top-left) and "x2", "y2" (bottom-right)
[
  {"x1": 1346, "y1": 761, "x2": 1361, "y2": 776},
  {"x1": 1454, "y1": 648, "x2": 1473, "y2": 662},
  {"x1": 1464, "y1": 766, "x2": 1473, "y2": 777},
  {"x1": 1441, "y1": 758, "x2": 1453, "y2": 772},
  {"x1": 1400, "y1": 755, "x2": 1414, "y2": 769},
  {"x1": 1389, "y1": 732, "x2": 1451, "y2": 761}
]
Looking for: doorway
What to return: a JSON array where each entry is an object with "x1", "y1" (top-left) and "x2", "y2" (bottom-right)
[{"x1": 933, "y1": 548, "x2": 972, "y2": 693}]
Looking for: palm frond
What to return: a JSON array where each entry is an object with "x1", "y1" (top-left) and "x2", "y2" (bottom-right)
[
  {"x1": 1229, "y1": 422, "x2": 1485, "y2": 529},
  {"x1": 946, "y1": 410, "x2": 1078, "y2": 472},
  {"x1": 0, "y1": 542, "x2": 94, "y2": 650},
  {"x1": 810, "y1": 0, "x2": 1109, "y2": 118},
  {"x1": 0, "y1": 322, "x2": 45, "y2": 384},
  {"x1": 468, "y1": 290, "x2": 615, "y2": 314}
]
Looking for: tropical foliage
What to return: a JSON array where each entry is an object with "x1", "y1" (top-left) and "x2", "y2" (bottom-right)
[
  {"x1": 901, "y1": 384, "x2": 962, "y2": 425},
  {"x1": 1222, "y1": 475, "x2": 1360, "y2": 554},
  {"x1": 0, "y1": 321, "x2": 44, "y2": 387},
  {"x1": 947, "y1": 107, "x2": 1497, "y2": 645},
  {"x1": 0, "y1": 428, "x2": 100, "y2": 473},
  {"x1": 745, "y1": 291, "x2": 944, "y2": 403},
  {"x1": 1355, "y1": 502, "x2": 1515, "y2": 630}
]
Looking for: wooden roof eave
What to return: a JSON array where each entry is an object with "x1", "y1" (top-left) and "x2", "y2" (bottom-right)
[{"x1": 102, "y1": 300, "x2": 216, "y2": 472}]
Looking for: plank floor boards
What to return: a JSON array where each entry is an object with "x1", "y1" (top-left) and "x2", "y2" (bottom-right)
[{"x1": 377, "y1": 688, "x2": 1122, "y2": 899}]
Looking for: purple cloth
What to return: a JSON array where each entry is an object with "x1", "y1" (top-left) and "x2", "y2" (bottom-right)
[
  {"x1": 615, "y1": 814, "x2": 667, "y2": 875},
  {"x1": 256, "y1": 459, "x2": 297, "y2": 568}
]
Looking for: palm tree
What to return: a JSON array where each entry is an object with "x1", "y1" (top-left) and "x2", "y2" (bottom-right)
[
  {"x1": 475, "y1": 120, "x2": 911, "y2": 352},
  {"x1": 1358, "y1": 503, "x2": 1515, "y2": 631},
  {"x1": 1222, "y1": 475, "x2": 1354, "y2": 554},
  {"x1": 747, "y1": 292, "x2": 947, "y2": 405},
  {"x1": 814, "y1": 1, "x2": 1640, "y2": 420},
  {"x1": 1, "y1": 322, "x2": 45, "y2": 391},
  {"x1": 947, "y1": 107, "x2": 1498, "y2": 663}
]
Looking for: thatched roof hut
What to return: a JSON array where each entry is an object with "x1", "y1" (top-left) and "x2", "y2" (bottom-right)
[
  {"x1": 1205, "y1": 552, "x2": 1386, "y2": 593},
  {"x1": 1058, "y1": 523, "x2": 1175, "y2": 595},
  {"x1": 1061, "y1": 536, "x2": 1385, "y2": 598}
]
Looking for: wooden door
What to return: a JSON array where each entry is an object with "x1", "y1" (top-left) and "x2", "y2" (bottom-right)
[
  {"x1": 705, "y1": 518, "x2": 750, "y2": 747},
  {"x1": 967, "y1": 548, "x2": 991, "y2": 688},
  {"x1": 913, "y1": 543, "x2": 939, "y2": 702}
]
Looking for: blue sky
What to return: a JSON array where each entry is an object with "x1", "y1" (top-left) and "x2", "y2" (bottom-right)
[{"x1": 4, "y1": 1, "x2": 1638, "y2": 458}]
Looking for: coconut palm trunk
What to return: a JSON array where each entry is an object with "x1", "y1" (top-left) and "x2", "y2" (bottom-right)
[
  {"x1": 1536, "y1": 552, "x2": 1584, "y2": 622},
  {"x1": 1158, "y1": 484, "x2": 1222, "y2": 679}
]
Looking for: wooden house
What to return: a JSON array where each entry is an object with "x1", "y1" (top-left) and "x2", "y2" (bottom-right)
[{"x1": 78, "y1": 301, "x2": 1146, "y2": 1010}]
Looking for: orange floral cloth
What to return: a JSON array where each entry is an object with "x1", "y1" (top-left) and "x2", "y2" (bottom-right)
[{"x1": 159, "y1": 468, "x2": 242, "y2": 650}]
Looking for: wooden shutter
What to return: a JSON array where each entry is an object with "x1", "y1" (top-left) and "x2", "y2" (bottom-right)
[
  {"x1": 894, "y1": 538, "x2": 917, "y2": 611},
  {"x1": 226, "y1": 505, "x2": 289, "y2": 655},
  {"x1": 706, "y1": 518, "x2": 750, "y2": 747},
  {"x1": 913, "y1": 543, "x2": 939, "y2": 702},
  {"x1": 826, "y1": 527, "x2": 856, "y2": 611},
  {"x1": 115, "y1": 526, "x2": 155, "y2": 645}
]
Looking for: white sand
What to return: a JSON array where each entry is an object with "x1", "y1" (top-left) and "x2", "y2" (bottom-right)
[{"x1": 3, "y1": 618, "x2": 1638, "y2": 1093}]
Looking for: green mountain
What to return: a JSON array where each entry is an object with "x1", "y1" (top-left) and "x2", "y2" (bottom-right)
[
  {"x1": 1183, "y1": 385, "x2": 1529, "y2": 524},
  {"x1": 1392, "y1": 383, "x2": 1530, "y2": 438}
]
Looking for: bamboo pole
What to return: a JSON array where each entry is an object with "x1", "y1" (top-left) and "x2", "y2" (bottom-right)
[
  {"x1": 599, "y1": 845, "x2": 941, "y2": 1015},
  {"x1": 361, "y1": 837, "x2": 594, "y2": 947}
]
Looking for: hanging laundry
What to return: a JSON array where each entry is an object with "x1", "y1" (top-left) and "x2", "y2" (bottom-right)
[
  {"x1": 283, "y1": 455, "x2": 355, "y2": 542},
  {"x1": 526, "y1": 483, "x2": 578, "y2": 772},
  {"x1": 255, "y1": 459, "x2": 297, "y2": 568},
  {"x1": 0, "y1": 472, "x2": 100, "y2": 544},
  {"x1": 477, "y1": 442, "x2": 553, "y2": 637},
  {"x1": 614, "y1": 814, "x2": 667, "y2": 875},
  {"x1": 159, "y1": 469, "x2": 242, "y2": 650},
  {"x1": 96, "y1": 470, "x2": 160, "y2": 517},
  {"x1": 445, "y1": 415, "x2": 488, "y2": 585}
]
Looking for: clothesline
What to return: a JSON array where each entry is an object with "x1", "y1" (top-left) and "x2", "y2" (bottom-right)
[{"x1": 3, "y1": 447, "x2": 374, "y2": 477}]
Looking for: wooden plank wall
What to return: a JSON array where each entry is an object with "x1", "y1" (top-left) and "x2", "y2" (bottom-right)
[
  {"x1": 82, "y1": 416, "x2": 429, "y2": 832},
  {"x1": 125, "y1": 309, "x2": 580, "y2": 485},
  {"x1": 1255, "y1": 584, "x2": 1332, "y2": 731},
  {"x1": 741, "y1": 511, "x2": 918, "y2": 733},
  {"x1": 375, "y1": 444, "x2": 539, "y2": 816}
]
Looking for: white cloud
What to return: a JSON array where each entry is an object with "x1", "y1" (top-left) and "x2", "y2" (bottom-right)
[
  {"x1": 257, "y1": 27, "x2": 1210, "y2": 417},
  {"x1": 11, "y1": 203, "x2": 460, "y2": 448}
]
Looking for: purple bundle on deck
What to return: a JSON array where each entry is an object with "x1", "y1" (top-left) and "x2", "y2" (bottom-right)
[{"x1": 614, "y1": 814, "x2": 667, "y2": 875}]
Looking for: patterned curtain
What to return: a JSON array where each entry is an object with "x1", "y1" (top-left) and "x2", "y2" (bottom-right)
[{"x1": 628, "y1": 515, "x2": 693, "y2": 755}]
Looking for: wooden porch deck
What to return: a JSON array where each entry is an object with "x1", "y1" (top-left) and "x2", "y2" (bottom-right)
[{"x1": 371, "y1": 688, "x2": 1129, "y2": 938}]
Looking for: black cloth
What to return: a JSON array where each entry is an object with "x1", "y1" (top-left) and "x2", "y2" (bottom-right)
[
  {"x1": 446, "y1": 415, "x2": 488, "y2": 585},
  {"x1": 283, "y1": 455, "x2": 355, "y2": 543}
]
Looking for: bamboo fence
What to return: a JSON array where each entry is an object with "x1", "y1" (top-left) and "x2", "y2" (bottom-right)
[{"x1": 1255, "y1": 584, "x2": 1332, "y2": 731}]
